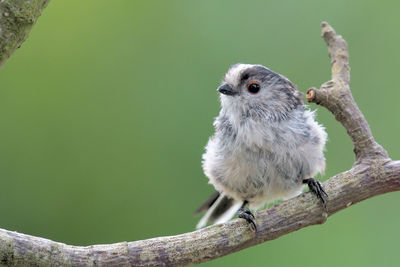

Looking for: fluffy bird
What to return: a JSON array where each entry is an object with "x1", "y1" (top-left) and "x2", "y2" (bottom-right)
[{"x1": 195, "y1": 64, "x2": 327, "y2": 231}]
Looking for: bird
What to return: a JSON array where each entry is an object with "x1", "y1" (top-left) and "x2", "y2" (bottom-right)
[{"x1": 195, "y1": 63, "x2": 327, "y2": 231}]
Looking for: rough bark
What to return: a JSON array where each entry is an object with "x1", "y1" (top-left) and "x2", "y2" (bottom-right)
[
  {"x1": 0, "y1": 0, "x2": 50, "y2": 70},
  {"x1": 1, "y1": 161, "x2": 399, "y2": 267},
  {"x1": 0, "y1": 21, "x2": 399, "y2": 267}
]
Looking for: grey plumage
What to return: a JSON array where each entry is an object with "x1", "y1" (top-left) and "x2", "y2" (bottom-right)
[{"x1": 196, "y1": 64, "x2": 327, "y2": 229}]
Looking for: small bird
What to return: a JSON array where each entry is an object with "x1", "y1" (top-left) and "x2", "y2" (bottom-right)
[{"x1": 195, "y1": 64, "x2": 327, "y2": 231}]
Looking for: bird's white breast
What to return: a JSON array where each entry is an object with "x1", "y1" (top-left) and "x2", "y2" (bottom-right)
[{"x1": 202, "y1": 108, "x2": 326, "y2": 209}]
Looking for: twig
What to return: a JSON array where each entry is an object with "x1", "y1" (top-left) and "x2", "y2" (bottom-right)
[
  {"x1": 306, "y1": 22, "x2": 389, "y2": 164},
  {"x1": 0, "y1": 21, "x2": 399, "y2": 267}
]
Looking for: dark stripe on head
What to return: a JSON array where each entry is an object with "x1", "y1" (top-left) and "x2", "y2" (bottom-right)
[{"x1": 239, "y1": 66, "x2": 281, "y2": 84}]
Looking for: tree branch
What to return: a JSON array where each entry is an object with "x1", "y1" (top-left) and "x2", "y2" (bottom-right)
[
  {"x1": 0, "y1": 0, "x2": 50, "y2": 70},
  {"x1": 0, "y1": 22, "x2": 399, "y2": 267},
  {"x1": 306, "y1": 22, "x2": 389, "y2": 164}
]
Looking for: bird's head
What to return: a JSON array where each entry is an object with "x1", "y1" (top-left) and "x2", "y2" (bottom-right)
[{"x1": 217, "y1": 64, "x2": 303, "y2": 121}]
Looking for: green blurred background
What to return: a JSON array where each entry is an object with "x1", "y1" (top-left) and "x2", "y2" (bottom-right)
[{"x1": 1, "y1": 0, "x2": 399, "y2": 266}]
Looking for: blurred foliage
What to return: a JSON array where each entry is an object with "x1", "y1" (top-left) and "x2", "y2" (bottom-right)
[{"x1": 0, "y1": 0, "x2": 399, "y2": 266}]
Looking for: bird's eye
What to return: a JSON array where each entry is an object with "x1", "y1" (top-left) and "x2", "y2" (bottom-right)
[{"x1": 247, "y1": 81, "x2": 260, "y2": 94}]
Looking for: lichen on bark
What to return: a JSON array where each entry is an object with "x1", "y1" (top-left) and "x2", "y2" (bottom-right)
[{"x1": 0, "y1": 0, "x2": 50, "y2": 69}]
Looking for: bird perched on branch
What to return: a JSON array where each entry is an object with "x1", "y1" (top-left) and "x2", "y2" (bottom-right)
[{"x1": 195, "y1": 64, "x2": 327, "y2": 231}]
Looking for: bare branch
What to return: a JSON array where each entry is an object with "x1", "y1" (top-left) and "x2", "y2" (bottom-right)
[
  {"x1": 0, "y1": 161, "x2": 399, "y2": 267},
  {"x1": 0, "y1": 21, "x2": 399, "y2": 267},
  {"x1": 306, "y1": 22, "x2": 389, "y2": 164},
  {"x1": 0, "y1": 0, "x2": 50, "y2": 70}
]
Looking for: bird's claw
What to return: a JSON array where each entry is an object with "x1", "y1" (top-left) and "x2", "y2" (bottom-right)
[
  {"x1": 304, "y1": 178, "x2": 328, "y2": 207},
  {"x1": 238, "y1": 209, "x2": 257, "y2": 232}
]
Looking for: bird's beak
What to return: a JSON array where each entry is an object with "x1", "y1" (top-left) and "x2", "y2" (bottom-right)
[{"x1": 217, "y1": 84, "x2": 237, "y2": 96}]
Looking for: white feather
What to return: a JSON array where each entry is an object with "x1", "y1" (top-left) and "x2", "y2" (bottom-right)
[{"x1": 196, "y1": 194, "x2": 242, "y2": 229}]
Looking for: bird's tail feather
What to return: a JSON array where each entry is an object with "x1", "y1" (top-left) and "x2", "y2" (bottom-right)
[{"x1": 195, "y1": 192, "x2": 242, "y2": 229}]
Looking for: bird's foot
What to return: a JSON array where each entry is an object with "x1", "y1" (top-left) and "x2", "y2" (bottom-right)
[
  {"x1": 303, "y1": 178, "x2": 328, "y2": 207},
  {"x1": 238, "y1": 208, "x2": 257, "y2": 232}
]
